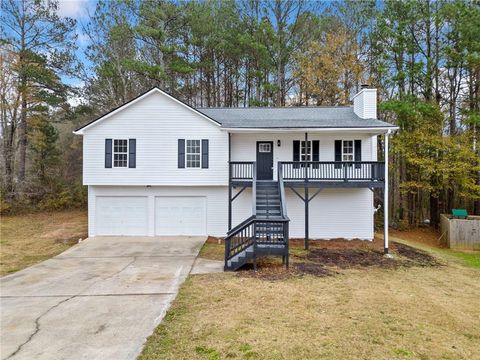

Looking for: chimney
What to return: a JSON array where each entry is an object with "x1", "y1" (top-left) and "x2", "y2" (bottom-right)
[{"x1": 353, "y1": 85, "x2": 377, "y2": 119}]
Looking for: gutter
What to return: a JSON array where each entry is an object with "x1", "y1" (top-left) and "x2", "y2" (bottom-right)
[{"x1": 220, "y1": 126, "x2": 399, "y2": 133}]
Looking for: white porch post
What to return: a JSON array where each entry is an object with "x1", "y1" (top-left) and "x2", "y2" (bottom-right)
[{"x1": 383, "y1": 130, "x2": 390, "y2": 254}]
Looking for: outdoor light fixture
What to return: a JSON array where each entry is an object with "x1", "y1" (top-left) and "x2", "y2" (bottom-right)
[{"x1": 277, "y1": 140, "x2": 281, "y2": 147}]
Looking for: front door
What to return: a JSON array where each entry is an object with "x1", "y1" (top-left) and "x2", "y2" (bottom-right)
[{"x1": 256, "y1": 141, "x2": 274, "y2": 180}]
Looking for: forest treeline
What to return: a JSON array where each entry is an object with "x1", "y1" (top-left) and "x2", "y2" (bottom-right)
[{"x1": 1, "y1": 0, "x2": 479, "y2": 228}]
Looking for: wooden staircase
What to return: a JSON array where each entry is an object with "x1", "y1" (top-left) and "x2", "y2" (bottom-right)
[
  {"x1": 225, "y1": 175, "x2": 290, "y2": 271},
  {"x1": 256, "y1": 181, "x2": 282, "y2": 218}
]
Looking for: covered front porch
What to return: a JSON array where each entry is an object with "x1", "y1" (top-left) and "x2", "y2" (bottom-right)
[{"x1": 226, "y1": 130, "x2": 392, "y2": 256}]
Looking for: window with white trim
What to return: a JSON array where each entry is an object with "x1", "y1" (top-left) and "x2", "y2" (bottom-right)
[
  {"x1": 300, "y1": 141, "x2": 311, "y2": 161},
  {"x1": 113, "y1": 139, "x2": 128, "y2": 167},
  {"x1": 258, "y1": 143, "x2": 271, "y2": 153},
  {"x1": 186, "y1": 139, "x2": 201, "y2": 168},
  {"x1": 342, "y1": 140, "x2": 354, "y2": 161}
]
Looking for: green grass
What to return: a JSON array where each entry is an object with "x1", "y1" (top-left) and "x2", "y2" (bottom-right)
[
  {"x1": 444, "y1": 250, "x2": 480, "y2": 269},
  {"x1": 0, "y1": 210, "x2": 87, "y2": 275}
]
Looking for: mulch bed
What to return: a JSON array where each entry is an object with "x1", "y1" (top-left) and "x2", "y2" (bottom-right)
[{"x1": 237, "y1": 240, "x2": 441, "y2": 281}]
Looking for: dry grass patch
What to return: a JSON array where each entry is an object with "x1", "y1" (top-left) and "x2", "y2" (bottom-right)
[
  {"x1": 141, "y1": 239, "x2": 480, "y2": 360},
  {"x1": 0, "y1": 210, "x2": 87, "y2": 275},
  {"x1": 198, "y1": 236, "x2": 225, "y2": 261}
]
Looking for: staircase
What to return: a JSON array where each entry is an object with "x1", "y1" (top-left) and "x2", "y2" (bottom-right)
[
  {"x1": 225, "y1": 175, "x2": 290, "y2": 271},
  {"x1": 256, "y1": 181, "x2": 282, "y2": 219}
]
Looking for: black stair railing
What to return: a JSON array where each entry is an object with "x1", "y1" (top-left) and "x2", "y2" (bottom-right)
[
  {"x1": 225, "y1": 161, "x2": 290, "y2": 271},
  {"x1": 277, "y1": 162, "x2": 288, "y2": 218},
  {"x1": 224, "y1": 216, "x2": 257, "y2": 270},
  {"x1": 224, "y1": 217, "x2": 290, "y2": 271}
]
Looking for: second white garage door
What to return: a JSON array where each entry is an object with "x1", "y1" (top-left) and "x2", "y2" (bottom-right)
[{"x1": 155, "y1": 196, "x2": 207, "y2": 236}]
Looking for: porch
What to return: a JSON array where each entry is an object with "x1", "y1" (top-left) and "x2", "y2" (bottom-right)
[
  {"x1": 224, "y1": 131, "x2": 392, "y2": 271},
  {"x1": 230, "y1": 161, "x2": 386, "y2": 188}
]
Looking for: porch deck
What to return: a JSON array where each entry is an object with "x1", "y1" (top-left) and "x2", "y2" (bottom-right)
[
  {"x1": 225, "y1": 160, "x2": 386, "y2": 271},
  {"x1": 230, "y1": 161, "x2": 385, "y2": 188}
]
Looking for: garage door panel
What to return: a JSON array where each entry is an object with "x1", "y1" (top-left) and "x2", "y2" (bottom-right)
[
  {"x1": 96, "y1": 196, "x2": 148, "y2": 236},
  {"x1": 155, "y1": 197, "x2": 206, "y2": 236}
]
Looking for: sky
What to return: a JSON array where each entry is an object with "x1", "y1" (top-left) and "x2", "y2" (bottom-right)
[{"x1": 57, "y1": 0, "x2": 97, "y2": 89}]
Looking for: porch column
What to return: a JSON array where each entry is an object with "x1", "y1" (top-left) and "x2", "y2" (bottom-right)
[
  {"x1": 304, "y1": 132, "x2": 309, "y2": 250},
  {"x1": 383, "y1": 130, "x2": 390, "y2": 255},
  {"x1": 228, "y1": 133, "x2": 232, "y2": 231}
]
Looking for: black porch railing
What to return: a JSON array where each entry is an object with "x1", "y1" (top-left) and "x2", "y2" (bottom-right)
[
  {"x1": 279, "y1": 161, "x2": 385, "y2": 182},
  {"x1": 230, "y1": 161, "x2": 385, "y2": 182}
]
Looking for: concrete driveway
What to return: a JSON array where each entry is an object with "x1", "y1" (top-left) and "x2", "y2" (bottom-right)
[{"x1": 1, "y1": 236, "x2": 207, "y2": 360}]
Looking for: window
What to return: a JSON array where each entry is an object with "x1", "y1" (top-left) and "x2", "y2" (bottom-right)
[
  {"x1": 342, "y1": 140, "x2": 354, "y2": 162},
  {"x1": 186, "y1": 139, "x2": 201, "y2": 168},
  {"x1": 300, "y1": 141, "x2": 311, "y2": 161},
  {"x1": 258, "y1": 143, "x2": 271, "y2": 153},
  {"x1": 113, "y1": 139, "x2": 128, "y2": 167}
]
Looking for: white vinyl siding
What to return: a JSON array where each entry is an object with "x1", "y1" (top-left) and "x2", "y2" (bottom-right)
[
  {"x1": 353, "y1": 89, "x2": 377, "y2": 119},
  {"x1": 82, "y1": 91, "x2": 227, "y2": 186}
]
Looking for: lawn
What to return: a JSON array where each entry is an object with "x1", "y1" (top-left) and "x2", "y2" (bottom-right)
[
  {"x1": 140, "y1": 232, "x2": 480, "y2": 360},
  {"x1": 0, "y1": 210, "x2": 87, "y2": 276}
]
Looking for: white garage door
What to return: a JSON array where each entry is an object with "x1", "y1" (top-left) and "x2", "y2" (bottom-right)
[
  {"x1": 155, "y1": 197, "x2": 207, "y2": 235},
  {"x1": 95, "y1": 196, "x2": 148, "y2": 236}
]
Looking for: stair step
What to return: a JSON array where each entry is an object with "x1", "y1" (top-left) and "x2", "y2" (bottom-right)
[
  {"x1": 257, "y1": 204, "x2": 280, "y2": 210},
  {"x1": 256, "y1": 199, "x2": 280, "y2": 203},
  {"x1": 256, "y1": 194, "x2": 280, "y2": 199}
]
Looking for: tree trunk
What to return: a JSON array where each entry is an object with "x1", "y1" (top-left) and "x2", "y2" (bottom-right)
[{"x1": 18, "y1": 84, "x2": 27, "y2": 182}]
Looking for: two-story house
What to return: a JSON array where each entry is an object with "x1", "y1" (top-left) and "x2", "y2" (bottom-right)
[{"x1": 74, "y1": 86, "x2": 397, "y2": 270}]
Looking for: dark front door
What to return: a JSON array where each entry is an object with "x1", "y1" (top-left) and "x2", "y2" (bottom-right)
[{"x1": 256, "y1": 141, "x2": 274, "y2": 180}]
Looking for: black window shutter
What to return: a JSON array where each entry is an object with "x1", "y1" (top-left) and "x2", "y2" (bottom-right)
[
  {"x1": 312, "y1": 140, "x2": 320, "y2": 161},
  {"x1": 354, "y1": 139, "x2": 362, "y2": 169},
  {"x1": 334, "y1": 140, "x2": 342, "y2": 169},
  {"x1": 293, "y1": 140, "x2": 300, "y2": 169},
  {"x1": 201, "y1": 139, "x2": 209, "y2": 168},
  {"x1": 293, "y1": 140, "x2": 300, "y2": 161},
  {"x1": 105, "y1": 139, "x2": 112, "y2": 168},
  {"x1": 129, "y1": 139, "x2": 136, "y2": 168},
  {"x1": 312, "y1": 140, "x2": 320, "y2": 169},
  {"x1": 178, "y1": 139, "x2": 185, "y2": 168}
]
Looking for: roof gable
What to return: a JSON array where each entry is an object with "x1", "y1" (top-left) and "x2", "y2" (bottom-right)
[{"x1": 73, "y1": 87, "x2": 220, "y2": 134}]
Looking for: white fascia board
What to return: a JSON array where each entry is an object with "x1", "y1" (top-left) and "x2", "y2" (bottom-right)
[
  {"x1": 221, "y1": 126, "x2": 399, "y2": 134},
  {"x1": 73, "y1": 88, "x2": 220, "y2": 135}
]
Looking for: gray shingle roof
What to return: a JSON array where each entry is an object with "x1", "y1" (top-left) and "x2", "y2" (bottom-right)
[{"x1": 197, "y1": 106, "x2": 395, "y2": 129}]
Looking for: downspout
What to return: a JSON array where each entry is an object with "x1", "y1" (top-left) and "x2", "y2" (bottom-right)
[
  {"x1": 384, "y1": 129, "x2": 391, "y2": 255},
  {"x1": 304, "y1": 132, "x2": 309, "y2": 250},
  {"x1": 228, "y1": 133, "x2": 232, "y2": 231}
]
